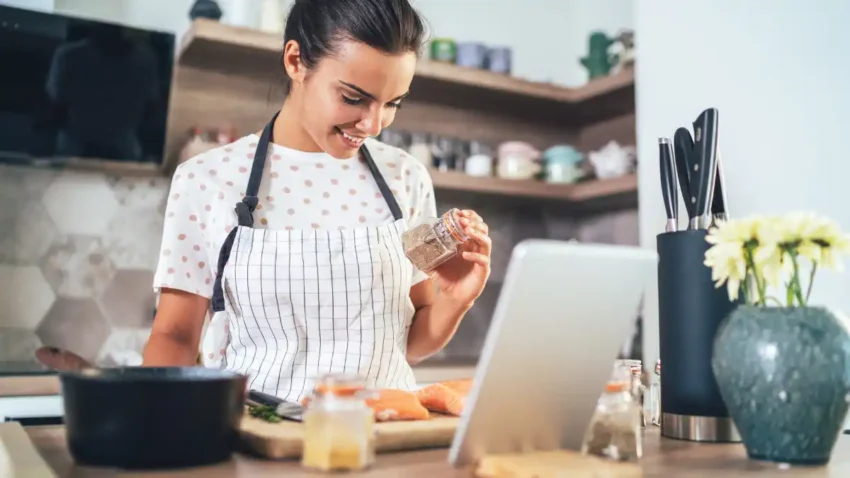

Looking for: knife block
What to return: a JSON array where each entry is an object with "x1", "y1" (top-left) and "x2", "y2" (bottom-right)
[{"x1": 656, "y1": 229, "x2": 742, "y2": 443}]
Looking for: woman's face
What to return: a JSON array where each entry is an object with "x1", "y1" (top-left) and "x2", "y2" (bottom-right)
[{"x1": 285, "y1": 39, "x2": 417, "y2": 158}]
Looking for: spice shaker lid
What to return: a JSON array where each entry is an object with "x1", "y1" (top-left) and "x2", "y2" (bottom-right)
[
  {"x1": 440, "y1": 208, "x2": 468, "y2": 243},
  {"x1": 605, "y1": 381, "x2": 631, "y2": 393}
]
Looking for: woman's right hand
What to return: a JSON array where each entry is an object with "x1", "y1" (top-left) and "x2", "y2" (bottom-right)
[{"x1": 142, "y1": 289, "x2": 209, "y2": 366}]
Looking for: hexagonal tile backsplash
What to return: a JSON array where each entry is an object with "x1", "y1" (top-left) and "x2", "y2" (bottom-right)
[
  {"x1": 0, "y1": 166, "x2": 162, "y2": 368},
  {"x1": 0, "y1": 164, "x2": 640, "y2": 370}
]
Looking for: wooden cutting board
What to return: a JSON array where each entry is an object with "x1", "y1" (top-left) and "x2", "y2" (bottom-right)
[{"x1": 240, "y1": 413, "x2": 460, "y2": 459}]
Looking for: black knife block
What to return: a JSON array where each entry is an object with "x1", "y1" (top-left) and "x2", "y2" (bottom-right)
[{"x1": 657, "y1": 229, "x2": 742, "y2": 442}]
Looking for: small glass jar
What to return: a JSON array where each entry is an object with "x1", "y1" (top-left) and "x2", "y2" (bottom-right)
[
  {"x1": 581, "y1": 362, "x2": 643, "y2": 462},
  {"x1": 301, "y1": 373, "x2": 376, "y2": 473},
  {"x1": 618, "y1": 359, "x2": 645, "y2": 427},
  {"x1": 407, "y1": 132, "x2": 433, "y2": 167},
  {"x1": 431, "y1": 136, "x2": 457, "y2": 171},
  {"x1": 402, "y1": 208, "x2": 470, "y2": 272},
  {"x1": 649, "y1": 359, "x2": 661, "y2": 426}
]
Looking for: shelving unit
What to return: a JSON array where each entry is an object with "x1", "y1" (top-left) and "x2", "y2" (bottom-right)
[
  {"x1": 166, "y1": 19, "x2": 638, "y2": 210},
  {"x1": 178, "y1": 19, "x2": 635, "y2": 126}
]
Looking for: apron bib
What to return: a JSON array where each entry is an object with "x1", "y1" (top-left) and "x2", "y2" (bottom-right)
[{"x1": 205, "y1": 113, "x2": 418, "y2": 402}]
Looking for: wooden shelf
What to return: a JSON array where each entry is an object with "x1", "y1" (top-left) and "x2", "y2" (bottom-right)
[
  {"x1": 177, "y1": 19, "x2": 635, "y2": 126},
  {"x1": 428, "y1": 170, "x2": 637, "y2": 210}
]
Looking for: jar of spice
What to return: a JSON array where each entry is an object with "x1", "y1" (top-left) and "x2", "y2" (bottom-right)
[
  {"x1": 581, "y1": 362, "x2": 643, "y2": 462},
  {"x1": 617, "y1": 359, "x2": 646, "y2": 427},
  {"x1": 407, "y1": 132, "x2": 433, "y2": 167},
  {"x1": 649, "y1": 359, "x2": 661, "y2": 426},
  {"x1": 402, "y1": 209, "x2": 469, "y2": 273},
  {"x1": 301, "y1": 373, "x2": 376, "y2": 472}
]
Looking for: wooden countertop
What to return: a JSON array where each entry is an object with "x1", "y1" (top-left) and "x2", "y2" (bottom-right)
[{"x1": 22, "y1": 425, "x2": 850, "y2": 477}]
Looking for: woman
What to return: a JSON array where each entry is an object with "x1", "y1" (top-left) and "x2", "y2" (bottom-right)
[{"x1": 143, "y1": 0, "x2": 491, "y2": 402}]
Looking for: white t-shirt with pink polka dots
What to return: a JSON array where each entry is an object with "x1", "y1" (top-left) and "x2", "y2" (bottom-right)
[{"x1": 152, "y1": 135, "x2": 437, "y2": 298}]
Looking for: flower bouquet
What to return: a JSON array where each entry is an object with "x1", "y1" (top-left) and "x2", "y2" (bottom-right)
[{"x1": 706, "y1": 212, "x2": 850, "y2": 465}]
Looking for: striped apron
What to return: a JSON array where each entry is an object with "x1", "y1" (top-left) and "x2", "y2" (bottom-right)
[{"x1": 206, "y1": 113, "x2": 418, "y2": 402}]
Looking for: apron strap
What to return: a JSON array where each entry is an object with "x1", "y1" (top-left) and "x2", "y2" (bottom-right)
[
  {"x1": 234, "y1": 111, "x2": 279, "y2": 227},
  {"x1": 361, "y1": 144, "x2": 404, "y2": 221},
  {"x1": 211, "y1": 227, "x2": 237, "y2": 312}
]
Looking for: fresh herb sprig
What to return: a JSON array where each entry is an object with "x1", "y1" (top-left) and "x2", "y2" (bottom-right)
[{"x1": 248, "y1": 404, "x2": 282, "y2": 423}]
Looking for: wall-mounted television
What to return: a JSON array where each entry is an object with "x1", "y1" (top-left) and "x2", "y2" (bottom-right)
[{"x1": 0, "y1": 5, "x2": 175, "y2": 168}]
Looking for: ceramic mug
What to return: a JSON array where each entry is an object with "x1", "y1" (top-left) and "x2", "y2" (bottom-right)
[
  {"x1": 486, "y1": 47, "x2": 512, "y2": 74},
  {"x1": 456, "y1": 43, "x2": 488, "y2": 69},
  {"x1": 497, "y1": 141, "x2": 541, "y2": 179}
]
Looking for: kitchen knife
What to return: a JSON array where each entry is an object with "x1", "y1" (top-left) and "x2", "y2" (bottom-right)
[
  {"x1": 710, "y1": 151, "x2": 728, "y2": 227},
  {"x1": 658, "y1": 138, "x2": 678, "y2": 232},
  {"x1": 691, "y1": 108, "x2": 720, "y2": 229},
  {"x1": 673, "y1": 127, "x2": 697, "y2": 228},
  {"x1": 247, "y1": 389, "x2": 304, "y2": 422}
]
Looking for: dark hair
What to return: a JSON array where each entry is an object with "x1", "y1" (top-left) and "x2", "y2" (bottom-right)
[{"x1": 282, "y1": 0, "x2": 427, "y2": 91}]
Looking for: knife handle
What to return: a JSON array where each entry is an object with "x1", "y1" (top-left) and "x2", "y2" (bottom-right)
[
  {"x1": 248, "y1": 389, "x2": 283, "y2": 407},
  {"x1": 659, "y1": 138, "x2": 678, "y2": 232},
  {"x1": 692, "y1": 108, "x2": 719, "y2": 225},
  {"x1": 673, "y1": 127, "x2": 695, "y2": 220},
  {"x1": 711, "y1": 152, "x2": 728, "y2": 221}
]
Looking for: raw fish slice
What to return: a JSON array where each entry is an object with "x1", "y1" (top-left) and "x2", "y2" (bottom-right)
[{"x1": 416, "y1": 379, "x2": 473, "y2": 416}]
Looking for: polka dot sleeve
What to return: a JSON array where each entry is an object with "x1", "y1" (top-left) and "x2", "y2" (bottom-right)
[
  {"x1": 409, "y1": 163, "x2": 438, "y2": 286},
  {"x1": 152, "y1": 167, "x2": 214, "y2": 298}
]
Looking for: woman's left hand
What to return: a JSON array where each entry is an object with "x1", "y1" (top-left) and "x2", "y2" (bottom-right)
[{"x1": 430, "y1": 209, "x2": 492, "y2": 307}]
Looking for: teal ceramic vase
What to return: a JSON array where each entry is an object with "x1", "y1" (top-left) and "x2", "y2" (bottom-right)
[{"x1": 712, "y1": 306, "x2": 850, "y2": 465}]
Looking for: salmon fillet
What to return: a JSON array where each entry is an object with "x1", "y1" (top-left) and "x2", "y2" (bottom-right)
[
  {"x1": 368, "y1": 389, "x2": 431, "y2": 421},
  {"x1": 302, "y1": 388, "x2": 430, "y2": 422},
  {"x1": 416, "y1": 379, "x2": 473, "y2": 416}
]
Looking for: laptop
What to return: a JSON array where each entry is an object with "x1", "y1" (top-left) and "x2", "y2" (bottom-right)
[{"x1": 448, "y1": 239, "x2": 656, "y2": 466}]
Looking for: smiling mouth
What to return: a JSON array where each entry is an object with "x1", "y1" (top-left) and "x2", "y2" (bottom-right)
[{"x1": 335, "y1": 127, "x2": 366, "y2": 146}]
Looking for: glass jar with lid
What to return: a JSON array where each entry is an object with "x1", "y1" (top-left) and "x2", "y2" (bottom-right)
[
  {"x1": 617, "y1": 359, "x2": 646, "y2": 427},
  {"x1": 407, "y1": 132, "x2": 433, "y2": 167},
  {"x1": 402, "y1": 208, "x2": 470, "y2": 272},
  {"x1": 301, "y1": 373, "x2": 376, "y2": 472},
  {"x1": 649, "y1": 359, "x2": 661, "y2": 426},
  {"x1": 581, "y1": 361, "x2": 643, "y2": 462}
]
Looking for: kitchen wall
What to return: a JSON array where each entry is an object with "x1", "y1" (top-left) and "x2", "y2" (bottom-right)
[
  {"x1": 0, "y1": 165, "x2": 168, "y2": 367},
  {"x1": 634, "y1": 0, "x2": 850, "y2": 369}
]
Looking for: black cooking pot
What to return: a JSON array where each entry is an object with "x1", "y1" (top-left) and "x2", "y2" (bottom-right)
[{"x1": 60, "y1": 367, "x2": 247, "y2": 470}]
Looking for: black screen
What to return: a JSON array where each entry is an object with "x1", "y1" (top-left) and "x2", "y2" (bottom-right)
[{"x1": 0, "y1": 6, "x2": 175, "y2": 164}]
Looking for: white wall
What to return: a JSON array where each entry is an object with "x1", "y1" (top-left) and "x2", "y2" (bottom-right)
[
  {"x1": 8, "y1": 0, "x2": 632, "y2": 87},
  {"x1": 413, "y1": 0, "x2": 632, "y2": 86},
  {"x1": 635, "y1": 0, "x2": 850, "y2": 369},
  {"x1": 0, "y1": 0, "x2": 53, "y2": 11},
  {"x1": 53, "y1": 0, "x2": 123, "y2": 24}
]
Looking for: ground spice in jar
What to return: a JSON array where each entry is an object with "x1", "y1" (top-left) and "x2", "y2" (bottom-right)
[{"x1": 402, "y1": 208, "x2": 470, "y2": 272}]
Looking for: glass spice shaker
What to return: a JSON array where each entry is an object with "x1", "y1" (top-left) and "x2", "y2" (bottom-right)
[
  {"x1": 401, "y1": 208, "x2": 470, "y2": 272},
  {"x1": 623, "y1": 359, "x2": 646, "y2": 427},
  {"x1": 301, "y1": 373, "x2": 376, "y2": 473},
  {"x1": 581, "y1": 363, "x2": 643, "y2": 462},
  {"x1": 650, "y1": 359, "x2": 661, "y2": 426},
  {"x1": 407, "y1": 132, "x2": 433, "y2": 168},
  {"x1": 431, "y1": 136, "x2": 457, "y2": 171}
]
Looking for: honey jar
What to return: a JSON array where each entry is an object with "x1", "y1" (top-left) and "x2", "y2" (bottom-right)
[{"x1": 301, "y1": 374, "x2": 376, "y2": 472}]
